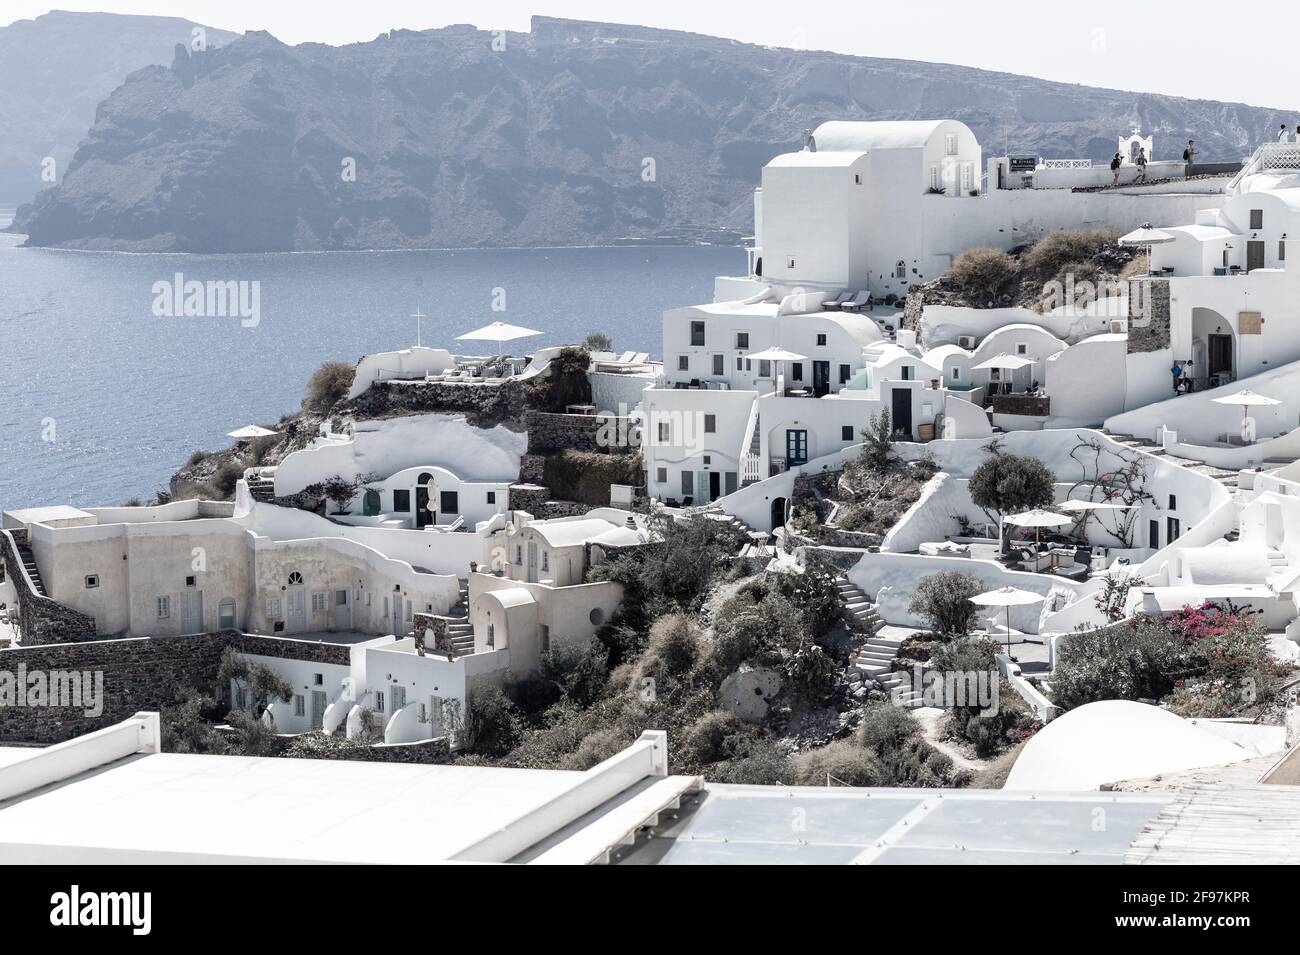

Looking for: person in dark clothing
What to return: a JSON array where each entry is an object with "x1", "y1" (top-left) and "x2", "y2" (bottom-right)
[
  {"x1": 1183, "y1": 140, "x2": 1197, "y2": 177},
  {"x1": 1110, "y1": 152, "x2": 1123, "y2": 185}
]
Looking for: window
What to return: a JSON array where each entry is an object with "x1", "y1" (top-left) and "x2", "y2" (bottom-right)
[
  {"x1": 440, "y1": 491, "x2": 459, "y2": 514},
  {"x1": 895, "y1": 260, "x2": 907, "y2": 279},
  {"x1": 541, "y1": 552, "x2": 549, "y2": 572},
  {"x1": 677, "y1": 355, "x2": 689, "y2": 371},
  {"x1": 841, "y1": 425, "x2": 854, "y2": 441},
  {"x1": 515, "y1": 545, "x2": 523, "y2": 563},
  {"x1": 311, "y1": 592, "x2": 327, "y2": 613},
  {"x1": 704, "y1": 414, "x2": 716, "y2": 433},
  {"x1": 314, "y1": 673, "x2": 323, "y2": 685},
  {"x1": 265, "y1": 597, "x2": 281, "y2": 618},
  {"x1": 901, "y1": 365, "x2": 915, "y2": 381},
  {"x1": 185, "y1": 575, "x2": 196, "y2": 587},
  {"x1": 84, "y1": 574, "x2": 99, "y2": 589},
  {"x1": 929, "y1": 165, "x2": 941, "y2": 190},
  {"x1": 690, "y1": 321, "x2": 705, "y2": 346},
  {"x1": 486, "y1": 491, "x2": 496, "y2": 504},
  {"x1": 1016, "y1": 343, "x2": 1028, "y2": 355},
  {"x1": 156, "y1": 596, "x2": 170, "y2": 618},
  {"x1": 950, "y1": 366, "x2": 961, "y2": 381},
  {"x1": 791, "y1": 363, "x2": 803, "y2": 381},
  {"x1": 236, "y1": 688, "x2": 248, "y2": 711},
  {"x1": 854, "y1": 173, "x2": 862, "y2": 185},
  {"x1": 658, "y1": 421, "x2": 671, "y2": 443},
  {"x1": 703, "y1": 455, "x2": 711, "y2": 465},
  {"x1": 294, "y1": 695, "x2": 305, "y2": 717},
  {"x1": 540, "y1": 625, "x2": 550, "y2": 654},
  {"x1": 486, "y1": 623, "x2": 495, "y2": 648},
  {"x1": 1250, "y1": 209, "x2": 1264, "y2": 230},
  {"x1": 712, "y1": 354, "x2": 724, "y2": 376},
  {"x1": 375, "y1": 690, "x2": 385, "y2": 713},
  {"x1": 218, "y1": 598, "x2": 236, "y2": 629},
  {"x1": 759, "y1": 360, "x2": 771, "y2": 377},
  {"x1": 945, "y1": 133, "x2": 958, "y2": 155},
  {"x1": 786, "y1": 256, "x2": 796, "y2": 269},
  {"x1": 656, "y1": 466, "x2": 667, "y2": 484},
  {"x1": 392, "y1": 489, "x2": 411, "y2": 512},
  {"x1": 839, "y1": 363, "x2": 851, "y2": 384},
  {"x1": 288, "y1": 571, "x2": 303, "y2": 586},
  {"x1": 1168, "y1": 494, "x2": 1177, "y2": 510},
  {"x1": 736, "y1": 356, "x2": 744, "y2": 371},
  {"x1": 961, "y1": 163, "x2": 973, "y2": 191},
  {"x1": 816, "y1": 334, "x2": 827, "y2": 346},
  {"x1": 736, "y1": 332, "x2": 749, "y2": 349},
  {"x1": 681, "y1": 471, "x2": 693, "y2": 497}
]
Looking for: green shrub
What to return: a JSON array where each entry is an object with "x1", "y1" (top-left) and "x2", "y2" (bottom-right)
[
  {"x1": 949, "y1": 247, "x2": 1016, "y2": 301},
  {"x1": 682, "y1": 710, "x2": 751, "y2": 765},
  {"x1": 858, "y1": 702, "x2": 921, "y2": 756},
  {"x1": 212, "y1": 460, "x2": 245, "y2": 499},
  {"x1": 709, "y1": 740, "x2": 792, "y2": 785},
  {"x1": 463, "y1": 685, "x2": 524, "y2": 757},
  {"x1": 968, "y1": 452, "x2": 1055, "y2": 518},
  {"x1": 303, "y1": 360, "x2": 356, "y2": 414},
  {"x1": 793, "y1": 740, "x2": 882, "y2": 787},
  {"x1": 908, "y1": 571, "x2": 984, "y2": 637},
  {"x1": 1050, "y1": 617, "x2": 1188, "y2": 711},
  {"x1": 582, "y1": 331, "x2": 613, "y2": 352},
  {"x1": 543, "y1": 449, "x2": 643, "y2": 506}
]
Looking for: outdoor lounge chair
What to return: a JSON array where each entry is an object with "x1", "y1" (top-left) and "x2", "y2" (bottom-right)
[
  {"x1": 840, "y1": 291, "x2": 871, "y2": 312},
  {"x1": 824, "y1": 292, "x2": 854, "y2": 310}
]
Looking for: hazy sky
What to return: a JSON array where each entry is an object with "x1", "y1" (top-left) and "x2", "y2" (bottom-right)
[{"x1": 7, "y1": 1, "x2": 1300, "y2": 110}]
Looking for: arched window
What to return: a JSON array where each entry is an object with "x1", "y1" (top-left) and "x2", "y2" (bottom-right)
[
  {"x1": 288, "y1": 571, "x2": 303, "y2": 586},
  {"x1": 894, "y1": 260, "x2": 907, "y2": 280}
]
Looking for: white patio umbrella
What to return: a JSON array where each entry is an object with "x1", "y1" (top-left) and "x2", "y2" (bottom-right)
[
  {"x1": 746, "y1": 347, "x2": 808, "y2": 389},
  {"x1": 1004, "y1": 508, "x2": 1072, "y2": 546},
  {"x1": 971, "y1": 354, "x2": 1036, "y2": 371},
  {"x1": 1118, "y1": 224, "x2": 1175, "y2": 247},
  {"x1": 455, "y1": 320, "x2": 543, "y2": 358},
  {"x1": 1211, "y1": 389, "x2": 1281, "y2": 439},
  {"x1": 227, "y1": 425, "x2": 278, "y2": 440},
  {"x1": 969, "y1": 586, "x2": 1045, "y2": 655}
]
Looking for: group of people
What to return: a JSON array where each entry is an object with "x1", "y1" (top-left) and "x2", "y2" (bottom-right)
[
  {"x1": 1110, "y1": 139, "x2": 1205, "y2": 185},
  {"x1": 1171, "y1": 359, "x2": 1197, "y2": 395},
  {"x1": 1279, "y1": 124, "x2": 1300, "y2": 143}
]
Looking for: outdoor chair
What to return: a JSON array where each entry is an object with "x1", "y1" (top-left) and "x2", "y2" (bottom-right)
[
  {"x1": 840, "y1": 291, "x2": 871, "y2": 312},
  {"x1": 824, "y1": 292, "x2": 854, "y2": 310}
]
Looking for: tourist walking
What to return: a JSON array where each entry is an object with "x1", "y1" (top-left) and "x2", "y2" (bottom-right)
[
  {"x1": 1110, "y1": 151, "x2": 1123, "y2": 185},
  {"x1": 1280, "y1": 124, "x2": 1291, "y2": 143},
  {"x1": 1183, "y1": 140, "x2": 1198, "y2": 177},
  {"x1": 1135, "y1": 147, "x2": 1148, "y2": 183}
]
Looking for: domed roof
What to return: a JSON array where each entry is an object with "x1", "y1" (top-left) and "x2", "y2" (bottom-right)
[{"x1": 1004, "y1": 700, "x2": 1251, "y2": 791}]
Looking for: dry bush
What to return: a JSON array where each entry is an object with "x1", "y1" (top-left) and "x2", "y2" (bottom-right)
[
  {"x1": 1022, "y1": 228, "x2": 1120, "y2": 277},
  {"x1": 302, "y1": 361, "x2": 356, "y2": 414},
  {"x1": 949, "y1": 247, "x2": 1017, "y2": 301}
]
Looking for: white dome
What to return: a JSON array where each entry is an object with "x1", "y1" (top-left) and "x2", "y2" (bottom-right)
[{"x1": 1004, "y1": 700, "x2": 1252, "y2": 791}]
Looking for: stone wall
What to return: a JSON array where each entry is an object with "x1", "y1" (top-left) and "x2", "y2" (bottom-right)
[
  {"x1": 345, "y1": 379, "x2": 529, "y2": 429},
  {"x1": 0, "y1": 528, "x2": 98, "y2": 645},
  {"x1": 1127, "y1": 277, "x2": 1170, "y2": 353},
  {"x1": 526, "y1": 411, "x2": 633, "y2": 453},
  {"x1": 0, "y1": 630, "x2": 351, "y2": 744}
]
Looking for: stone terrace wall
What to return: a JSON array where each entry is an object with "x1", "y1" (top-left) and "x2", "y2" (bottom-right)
[
  {"x1": 0, "y1": 631, "x2": 351, "y2": 744},
  {"x1": 0, "y1": 529, "x2": 98, "y2": 645},
  {"x1": 344, "y1": 380, "x2": 528, "y2": 429}
]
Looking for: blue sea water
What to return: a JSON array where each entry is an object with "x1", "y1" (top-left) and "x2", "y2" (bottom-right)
[{"x1": 0, "y1": 230, "x2": 742, "y2": 509}]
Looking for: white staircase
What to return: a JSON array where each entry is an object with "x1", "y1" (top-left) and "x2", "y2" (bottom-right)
[{"x1": 838, "y1": 575, "x2": 922, "y2": 708}]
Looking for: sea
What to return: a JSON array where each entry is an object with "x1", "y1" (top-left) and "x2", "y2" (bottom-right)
[{"x1": 0, "y1": 220, "x2": 742, "y2": 509}]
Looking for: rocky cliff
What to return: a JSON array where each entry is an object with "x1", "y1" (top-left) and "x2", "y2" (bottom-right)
[{"x1": 11, "y1": 16, "x2": 1290, "y2": 251}]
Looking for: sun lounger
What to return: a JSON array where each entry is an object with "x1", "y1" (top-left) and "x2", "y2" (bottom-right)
[
  {"x1": 840, "y1": 291, "x2": 871, "y2": 312},
  {"x1": 824, "y1": 292, "x2": 854, "y2": 310}
]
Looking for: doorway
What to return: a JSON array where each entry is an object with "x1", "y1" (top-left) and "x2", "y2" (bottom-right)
[
  {"x1": 1207, "y1": 334, "x2": 1233, "y2": 379},
  {"x1": 310, "y1": 690, "x2": 326, "y2": 730},
  {"x1": 1149, "y1": 519, "x2": 1159, "y2": 549},
  {"x1": 891, "y1": 388, "x2": 913, "y2": 438},
  {"x1": 785, "y1": 429, "x2": 808, "y2": 468},
  {"x1": 527, "y1": 541, "x2": 539, "y2": 583},
  {"x1": 415, "y1": 472, "x2": 435, "y2": 528},
  {"x1": 709, "y1": 471, "x2": 721, "y2": 502},
  {"x1": 813, "y1": 360, "x2": 831, "y2": 397},
  {"x1": 286, "y1": 588, "x2": 306, "y2": 633},
  {"x1": 180, "y1": 590, "x2": 204, "y2": 635},
  {"x1": 771, "y1": 497, "x2": 788, "y2": 529},
  {"x1": 1247, "y1": 240, "x2": 1265, "y2": 272}
]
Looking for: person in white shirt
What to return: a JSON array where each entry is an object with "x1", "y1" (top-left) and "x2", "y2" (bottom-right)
[{"x1": 1280, "y1": 124, "x2": 1292, "y2": 143}]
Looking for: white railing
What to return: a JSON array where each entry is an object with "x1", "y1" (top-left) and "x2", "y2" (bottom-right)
[
  {"x1": 737, "y1": 402, "x2": 760, "y2": 466},
  {"x1": 741, "y1": 452, "x2": 762, "y2": 485},
  {"x1": 1261, "y1": 143, "x2": 1300, "y2": 171}
]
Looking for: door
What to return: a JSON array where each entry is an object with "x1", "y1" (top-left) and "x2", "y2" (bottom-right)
[
  {"x1": 391, "y1": 592, "x2": 404, "y2": 636},
  {"x1": 180, "y1": 590, "x2": 204, "y2": 635},
  {"x1": 310, "y1": 691, "x2": 326, "y2": 730},
  {"x1": 891, "y1": 388, "x2": 913, "y2": 438},
  {"x1": 391, "y1": 685, "x2": 406, "y2": 712},
  {"x1": 1149, "y1": 519, "x2": 1160, "y2": 549},
  {"x1": 1166, "y1": 517, "x2": 1181, "y2": 543},
  {"x1": 709, "y1": 471, "x2": 721, "y2": 502},
  {"x1": 415, "y1": 477, "x2": 433, "y2": 528},
  {"x1": 1208, "y1": 334, "x2": 1233, "y2": 378},
  {"x1": 785, "y1": 429, "x2": 808, "y2": 467},
  {"x1": 334, "y1": 589, "x2": 351, "y2": 630},
  {"x1": 286, "y1": 588, "x2": 306, "y2": 633},
  {"x1": 1247, "y1": 240, "x2": 1265, "y2": 272},
  {"x1": 527, "y1": 541, "x2": 539, "y2": 583},
  {"x1": 813, "y1": 360, "x2": 831, "y2": 397}
]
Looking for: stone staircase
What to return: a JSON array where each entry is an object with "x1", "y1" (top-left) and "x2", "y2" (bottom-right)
[
  {"x1": 15, "y1": 539, "x2": 46, "y2": 597},
  {"x1": 1102, "y1": 430, "x2": 1241, "y2": 489},
  {"x1": 439, "y1": 579, "x2": 475, "y2": 655},
  {"x1": 837, "y1": 575, "x2": 922, "y2": 707},
  {"x1": 245, "y1": 468, "x2": 277, "y2": 502}
]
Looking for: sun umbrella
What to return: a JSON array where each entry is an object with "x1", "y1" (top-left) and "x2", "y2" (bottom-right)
[
  {"x1": 746, "y1": 347, "x2": 808, "y2": 388},
  {"x1": 1118, "y1": 224, "x2": 1175, "y2": 247},
  {"x1": 1004, "y1": 508, "x2": 1072, "y2": 547},
  {"x1": 969, "y1": 586, "x2": 1045, "y2": 654},
  {"x1": 227, "y1": 425, "x2": 278, "y2": 440},
  {"x1": 971, "y1": 354, "x2": 1036, "y2": 370},
  {"x1": 1212, "y1": 389, "x2": 1281, "y2": 440},
  {"x1": 456, "y1": 321, "x2": 543, "y2": 358}
]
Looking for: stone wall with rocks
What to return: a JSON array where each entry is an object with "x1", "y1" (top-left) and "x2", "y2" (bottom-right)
[
  {"x1": 526, "y1": 411, "x2": 633, "y2": 453},
  {"x1": 345, "y1": 380, "x2": 529, "y2": 430},
  {"x1": 1127, "y1": 277, "x2": 1170, "y2": 353},
  {"x1": 0, "y1": 630, "x2": 351, "y2": 744},
  {"x1": 0, "y1": 529, "x2": 98, "y2": 645}
]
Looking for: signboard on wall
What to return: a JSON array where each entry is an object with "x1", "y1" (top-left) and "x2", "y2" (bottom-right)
[
  {"x1": 1008, "y1": 156, "x2": 1037, "y2": 172},
  {"x1": 1239, "y1": 311, "x2": 1263, "y2": 335}
]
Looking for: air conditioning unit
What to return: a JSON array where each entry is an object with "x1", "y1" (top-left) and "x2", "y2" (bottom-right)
[{"x1": 957, "y1": 335, "x2": 977, "y2": 349}]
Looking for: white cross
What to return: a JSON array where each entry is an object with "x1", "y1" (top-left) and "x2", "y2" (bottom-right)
[{"x1": 411, "y1": 306, "x2": 426, "y2": 348}]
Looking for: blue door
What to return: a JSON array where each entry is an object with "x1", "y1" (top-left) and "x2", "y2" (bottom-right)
[{"x1": 785, "y1": 429, "x2": 808, "y2": 467}]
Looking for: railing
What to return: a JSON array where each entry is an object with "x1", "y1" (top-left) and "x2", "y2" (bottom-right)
[
  {"x1": 741, "y1": 452, "x2": 761, "y2": 485},
  {"x1": 1229, "y1": 143, "x2": 1300, "y2": 192},
  {"x1": 737, "y1": 401, "x2": 760, "y2": 466}
]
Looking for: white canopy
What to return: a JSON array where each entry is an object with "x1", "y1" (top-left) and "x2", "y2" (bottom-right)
[
  {"x1": 969, "y1": 587, "x2": 1045, "y2": 653},
  {"x1": 746, "y1": 347, "x2": 808, "y2": 363},
  {"x1": 1058, "y1": 499, "x2": 1133, "y2": 512},
  {"x1": 1211, "y1": 389, "x2": 1282, "y2": 408},
  {"x1": 227, "y1": 425, "x2": 278, "y2": 439},
  {"x1": 1118, "y1": 224, "x2": 1176, "y2": 247},
  {"x1": 456, "y1": 321, "x2": 543, "y2": 357},
  {"x1": 972, "y1": 354, "x2": 1035, "y2": 371},
  {"x1": 1004, "y1": 508, "x2": 1072, "y2": 528}
]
